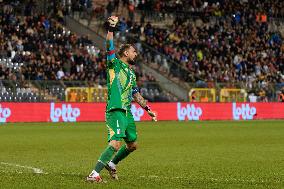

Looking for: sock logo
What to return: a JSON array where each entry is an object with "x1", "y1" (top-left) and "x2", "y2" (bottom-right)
[
  {"x1": 232, "y1": 103, "x2": 256, "y2": 120},
  {"x1": 177, "y1": 103, "x2": 202, "y2": 120},
  {"x1": 0, "y1": 104, "x2": 11, "y2": 123},
  {"x1": 50, "y1": 103, "x2": 80, "y2": 122},
  {"x1": 131, "y1": 104, "x2": 144, "y2": 121}
]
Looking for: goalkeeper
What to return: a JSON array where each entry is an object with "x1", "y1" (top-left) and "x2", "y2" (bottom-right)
[{"x1": 87, "y1": 16, "x2": 157, "y2": 183}]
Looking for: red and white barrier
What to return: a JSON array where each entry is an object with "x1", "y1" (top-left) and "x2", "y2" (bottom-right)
[{"x1": 0, "y1": 102, "x2": 284, "y2": 123}]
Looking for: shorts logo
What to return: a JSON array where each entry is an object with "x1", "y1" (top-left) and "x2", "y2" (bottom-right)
[
  {"x1": 0, "y1": 104, "x2": 11, "y2": 123},
  {"x1": 177, "y1": 103, "x2": 202, "y2": 121},
  {"x1": 131, "y1": 104, "x2": 144, "y2": 121},
  {"x1": 50, "y1": 103, "x2": 81, "y2": 122},
  {"x1": 116, "y1": 120, "x2": 120, "y2": 134}
]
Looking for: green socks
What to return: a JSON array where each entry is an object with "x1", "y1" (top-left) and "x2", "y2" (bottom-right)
[
  {"x1": 94, "y1": 144, "x2": 132, "y2": 173},
  {"x1": 112, "y1": 144, "x2": 131, "y2": 165},
  {"x1": 94, "y1": 145, "x2": 116, "y2": 173}
]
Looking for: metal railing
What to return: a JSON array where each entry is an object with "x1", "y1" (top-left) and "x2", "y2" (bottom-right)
[
  {"x1": 0, "y1": 80, "x2": 283, "y2": 102},
  {"x1": 0, "y1": 80, "x2": 178, "y2": 102}
]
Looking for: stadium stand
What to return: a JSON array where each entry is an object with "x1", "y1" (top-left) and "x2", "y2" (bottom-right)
[
  {"x1": 48, "y1": 0, "x2": 284, "y2": 102},
  {"x1": 0, "y1": 0, "x2": 176, "y2": 102},
  {"x1": 129, "y1": 0, "x2": 284, "y2": 19},
  {"x1": 120, "y1": 0, "x2": 284, "y2": 102},
  {"x1": 1, "y1": 0, "x2": 283, "y2": 102}
]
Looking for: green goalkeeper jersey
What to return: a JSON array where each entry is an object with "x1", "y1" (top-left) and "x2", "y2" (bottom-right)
[{"x1": 106, "y1": 57, "x2": 137, "y2": 112}]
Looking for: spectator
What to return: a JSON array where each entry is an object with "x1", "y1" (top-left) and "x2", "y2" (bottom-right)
[
  {"x1": 279, "y1": 88, "x2": 284, "y2": 102},
  {"x1": 106, "y1": 0, "x2": 115, "y2": 18}
]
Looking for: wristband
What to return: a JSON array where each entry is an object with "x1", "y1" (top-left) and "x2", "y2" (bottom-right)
[
  {"x1": 108, "y1": 26, "x2": 116, "y2": 32},
  {"x1": 132, "y1": 87, "x2": 139, "y2": 95},
  {"x1": 144, "y1": 105, "x2": 150, "y2": 112}
]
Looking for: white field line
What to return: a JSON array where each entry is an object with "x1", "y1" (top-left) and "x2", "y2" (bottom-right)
[{"x1": 0, "y1": 162, "x2": 45, "y2": 174}]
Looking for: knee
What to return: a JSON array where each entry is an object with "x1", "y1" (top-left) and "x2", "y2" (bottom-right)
[
  {"x1": 109, "y1": 140, "x2": 122, "y2": 151},
  {"x1": 127, "y1": 143, "x2": 137, "y2": 152}
]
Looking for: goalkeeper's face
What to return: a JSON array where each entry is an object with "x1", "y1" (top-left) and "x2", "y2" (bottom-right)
[{"x1": 126, "y1": 46, "x2": 137, "y2": 65}]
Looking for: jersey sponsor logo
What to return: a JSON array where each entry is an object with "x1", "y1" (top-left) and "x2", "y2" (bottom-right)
[
  {"x1": 0, "y1": 104, "x2": 11, "y2": 123},
  {"x1": 131, "y1": 104, "x2": 144, "y2": 121},
  {"x1": 50, "y1": 103, "x2": 81, "y2": 122},
  {"x1": 177, "y1": 103, "x2": 202, "y2": 120},
  {"x1": 232, "y1": 103, "x2": 256, "y2": 120}
]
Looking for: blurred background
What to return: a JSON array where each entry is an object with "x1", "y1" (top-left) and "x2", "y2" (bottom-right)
[{"x1": 0, "y1": 0, "x2": 283, "y2": 103}]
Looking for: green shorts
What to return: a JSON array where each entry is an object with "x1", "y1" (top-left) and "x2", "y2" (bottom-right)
[{"x1": 106, "y1": 109, "x2": 137, "y2": 142}]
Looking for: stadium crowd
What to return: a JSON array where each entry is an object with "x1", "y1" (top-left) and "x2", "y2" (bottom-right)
[
  {"x1": 84, "y1": 0, "x2": 284, "y2": 24},
  {"x1": 1, "y1": 0, "x2": 284, "y2": 102},
  {"x1": 85, "y1": 0, "x2": 281, "y2": 102},
  {"x1": 0, "y1": 0, "x2": 175, "y2": 102},
  {"x1": 0, "y1": 0, "x2": 157, "y2": 83},
  {"x1": 120, "y1": 0, "x2": 284, "y2": 19},
  {"x1": 0, "y1": 2, "x2": 105, "y2": 82},
  {"x1": 114, "y1": 1, "x2": 283, "y2": 102},
  {"x1": 130, "y1": 17, "x2": 283, "y2": 81}
]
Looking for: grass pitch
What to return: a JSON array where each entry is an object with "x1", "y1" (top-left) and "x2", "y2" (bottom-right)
[{"x1": 0, "y1": 121, "x2": 283, "y2": 189}]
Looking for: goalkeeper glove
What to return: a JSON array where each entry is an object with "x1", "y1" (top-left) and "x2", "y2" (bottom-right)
[{"x1": 107, "y1": 16, "x2": 119, "y2": 32}]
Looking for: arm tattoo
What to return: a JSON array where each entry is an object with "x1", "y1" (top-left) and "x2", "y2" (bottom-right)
[{"x1": 133, "y1": 92, "x2": 147, "y2": 108}]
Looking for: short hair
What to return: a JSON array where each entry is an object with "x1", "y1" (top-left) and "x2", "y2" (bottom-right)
[{"x1": 117, "y1": 44, "x2": 136, "y2": 58}]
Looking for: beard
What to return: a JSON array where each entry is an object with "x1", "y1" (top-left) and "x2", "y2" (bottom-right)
[{"x1": 128, "y1": 57, "x2": 136, "y2": 65}]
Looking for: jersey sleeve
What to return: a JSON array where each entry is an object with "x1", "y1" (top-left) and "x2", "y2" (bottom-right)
[{"x1": 106, "y1": 39, "x2": 116, "y2": 68}]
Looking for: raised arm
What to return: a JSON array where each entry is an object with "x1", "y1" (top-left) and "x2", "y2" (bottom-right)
[
  {"x1": 106, "y1": 31, "x2": 116, "y2": 62},
  {"x1": 106, "y1": 16, "x2": 118, "y2": 63}
]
